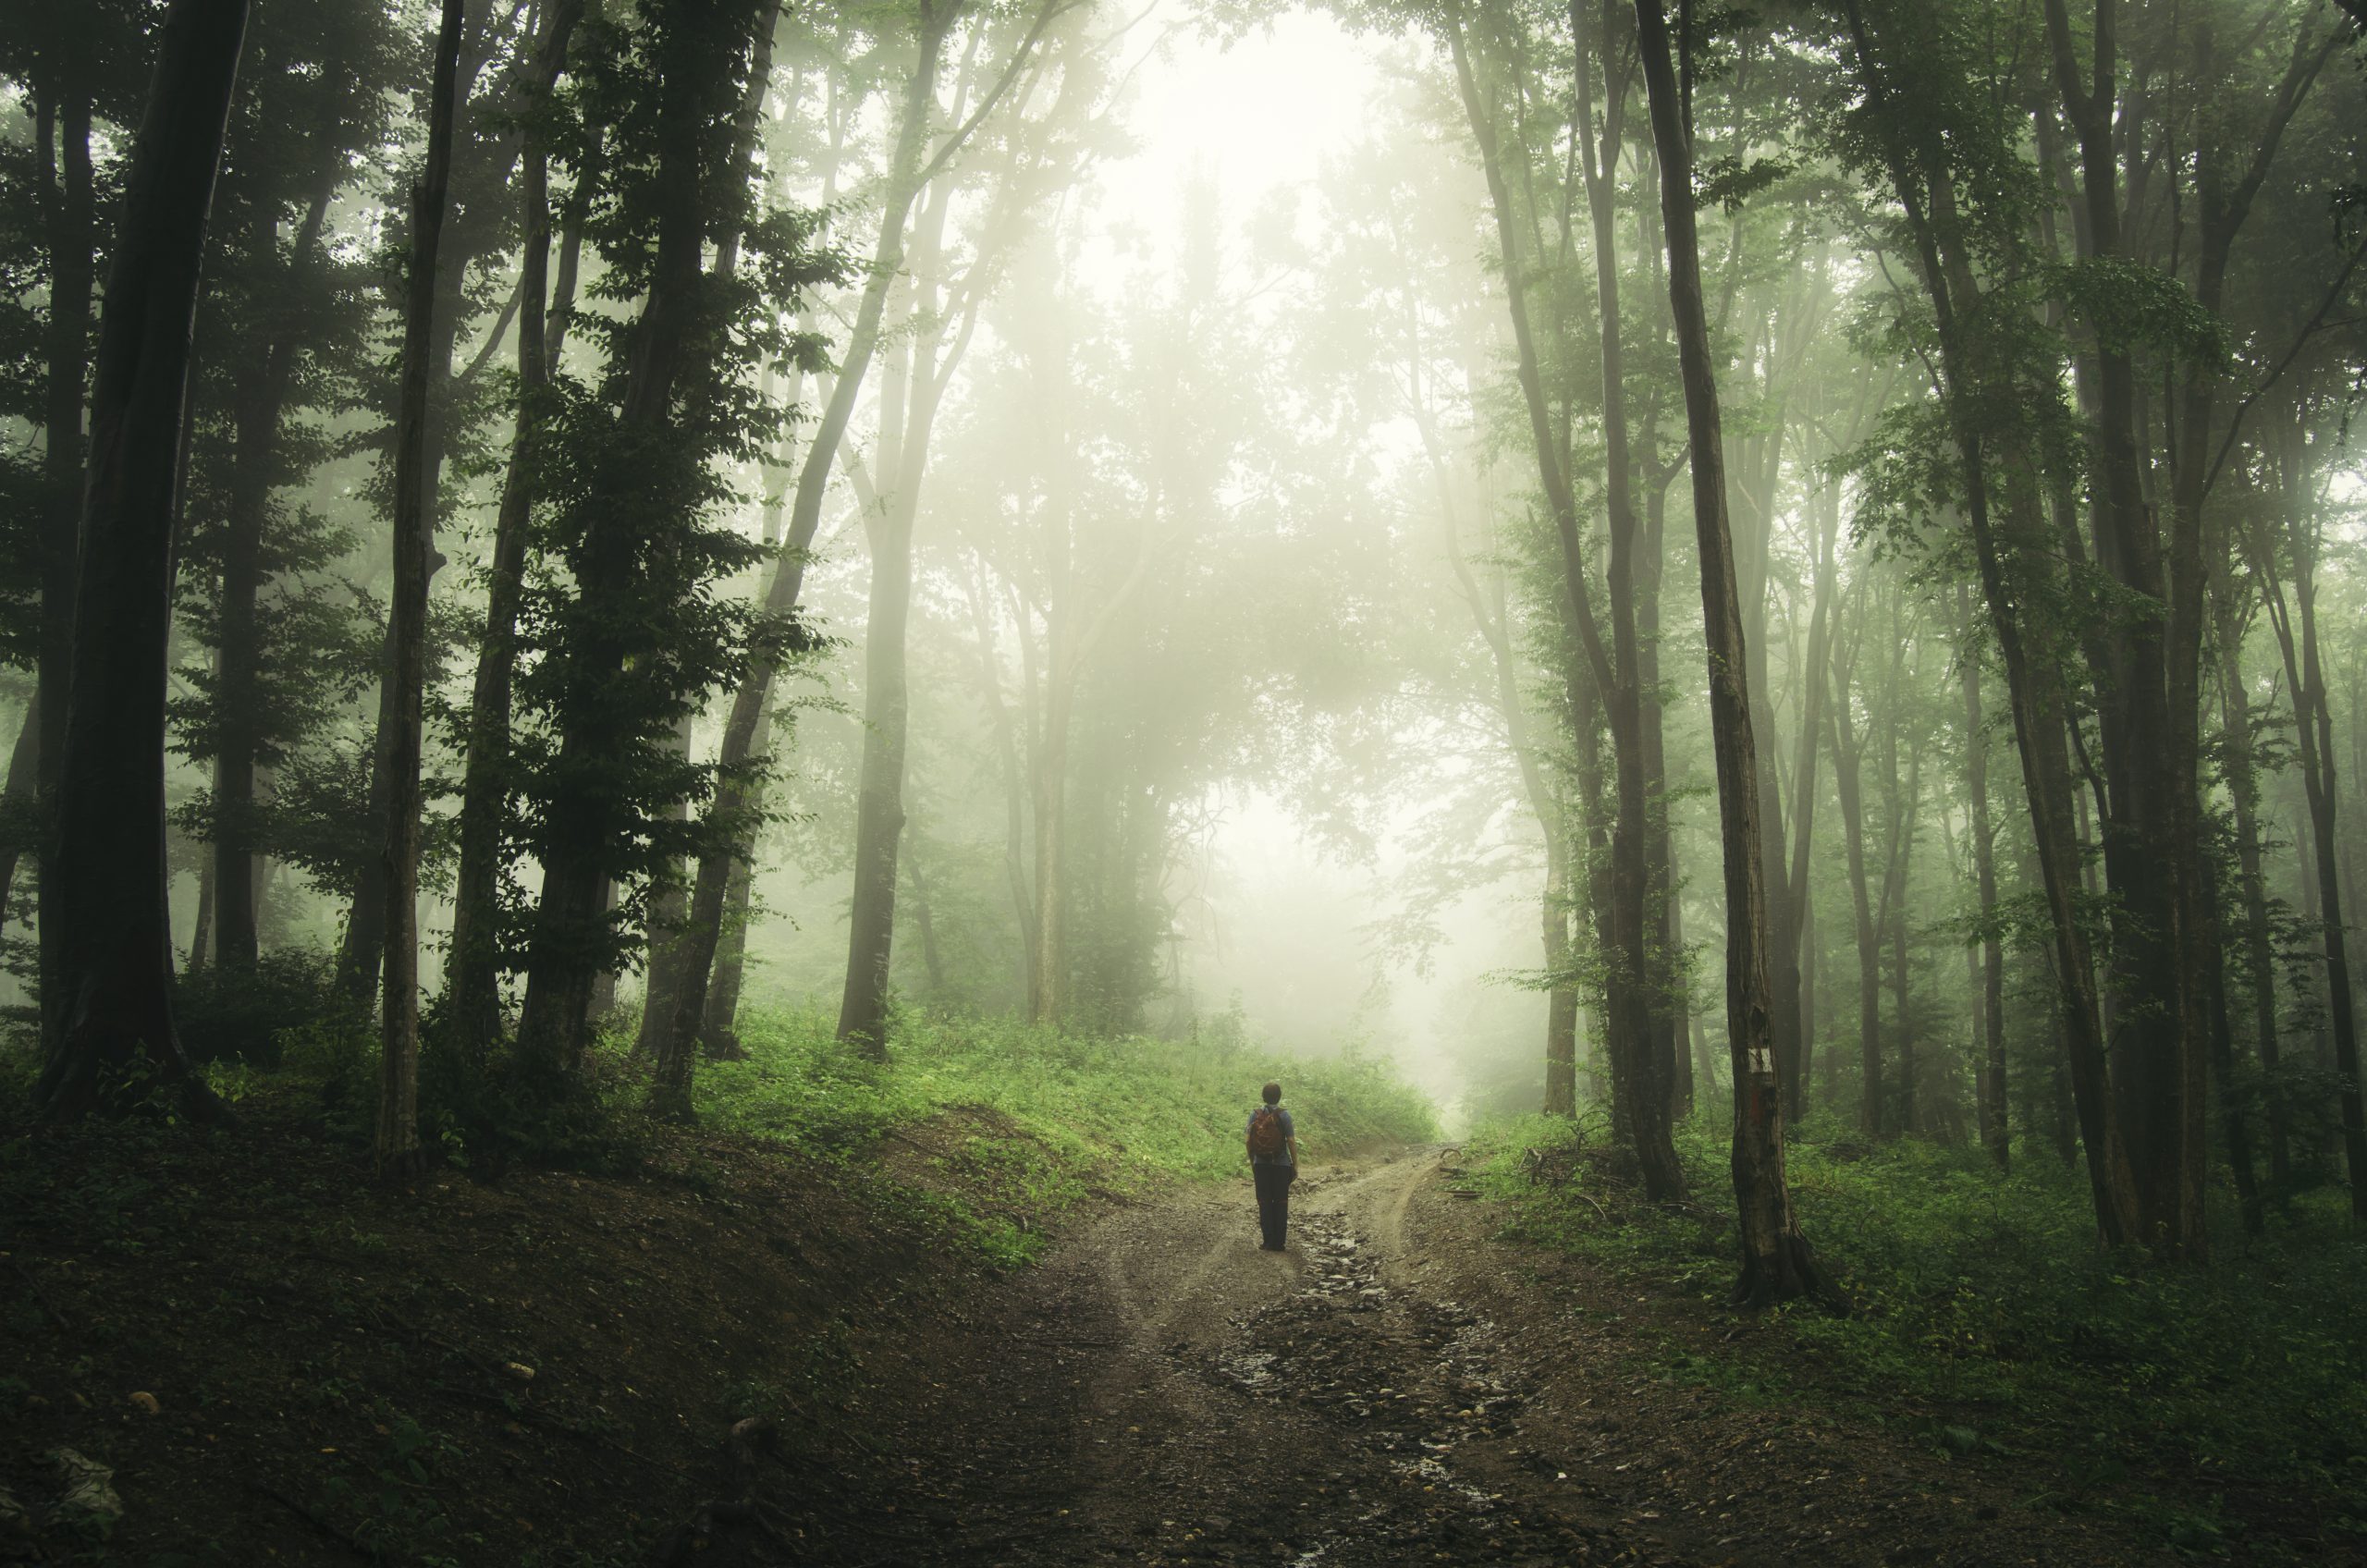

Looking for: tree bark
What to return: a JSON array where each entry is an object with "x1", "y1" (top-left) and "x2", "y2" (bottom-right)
[
  {"x1": 34, "y1": 0, "x2": 250, "y2": 1122},
  {"x1": 375, "y1": 0, "x2": 467, "y2": 1184},
  {"x1": 1826, "y1": 626, "x2": 1881, "y2": 1137},
  {"x1": 444, "y1": 0, "x2": 584, "y2": 1056},
  {"x1": 653, "y1": 2, "x2": 952, "y2": 1071},
  {"x1": 1634, "y1": 0, "x2": 1821, "y2": 1302},
  {"x1": 1836, "y1": 0, "x2": 2140, "y2": 1246},
  {"x1": 519, "y1": 0, "x2": 761, "y2": 1086},
  {"x1": 35, "y1": 81, "x2": 95, "y2": 1065},
  {"x1": 1957, "y1": 586, "x2": 2007, "y2": 1170},
  {"x1": 1452, "y1": 9, "x2": 1681, "y2": 1198}
]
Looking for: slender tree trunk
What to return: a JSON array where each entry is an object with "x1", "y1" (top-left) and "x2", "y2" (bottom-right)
[
  {"x1": 1837, "y1": 0, "x2": 2140, "y2": 1244},
  {"x1": 521, "y1": 0, "x2": 756, "y2": 1087},
  {"x1": 0, "y1": 694, "x2": 38, "y2": 924},
  {"x1": 210, "y1": 179, "x2": 334, "y2": 971},
  {"x1": 1543, "y1": 841, "x2": 1579, "y2": 1117},
  {"x1": 1781, "y1": 488, "x2": 1840, "y2": 1121},
  {"x1": 1453, "y1": 12, "x2": 1680, "y2": 1198},
  {"x1": 35, "y1": 84, "x2": 94, "y2": 1064},
  {"x1": 655, "y1": 4, "x2": 950, "y2": 1068},
  {"x1": 1634, "y1": 0, "x2": 1820, "y2": 1302},
  {"x1": 1828, "y1": 663, "x2": 1881, "y2": 1137},
  {"x1": 1958, "y1": 587, "x2": 2008, "y2": 1170},
  {"x1": 34, "y1": 0, "x2": 249, "y2": 1122},
  {"x1": 2261, "y1": 514, "x2": 2367, "y2": 1221},
  {"x1": 837, "y1": 495, "x2": 917, "y2": 1055},
  {"x1": 2220, "y1": 641, "x2": 2289, "y2": 1194},
  {"x1": 699, "y1": 803, "x2": 759, "y2": 1057},
  {"x1": 444, "y1": 0, "x2": 583, "y2": 1054},
  {"x1": 375, "y1": 0, "x2": 466, "y2": 1183}
]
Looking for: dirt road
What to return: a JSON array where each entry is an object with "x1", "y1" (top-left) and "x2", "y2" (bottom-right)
[{"x1": 817, "y1": 1148, "x2": 2136, "y2": 1568}]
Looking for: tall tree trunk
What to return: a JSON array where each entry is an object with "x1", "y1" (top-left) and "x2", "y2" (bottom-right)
[
  {"x1": 837, "y1": 494, "x2": 917, "y2": 1056},
  {"x1": 2258, "y1": 483, "x2": 2367, "y2": 1222},
  {"x1": 35, "y1": 82, "x2": 94, "y2": 1065},
  {"x1": 1634, "y1": 0, "x2": 1820, "y2": 1302},
  {"x1": 340, "y1": 6, "x2": 567, "y2": 1012},
  {"x1": 1837, "y1": 0, "x2": 2140, "y2": 1244},
  {"x1": 1827, "y1": 648, "x2": 1881, "y2": 1138},
  {"x1": 2219, "y1": 639, "x2": 2289, "y2": 1194},
  {"x1": 210, "y1": 178, "x2": 334, "y2": 971},
  {"x1": 1875, "y1": 689, "x2": 1922, "y2": 1135},
  {"x1": 2042, "y1": 0, "x2": 2205, "y2": 1256},
  {"x1": 34, "y1": 0, "x2": 249, "y2": 1122},
  {"x1": 444, "y1": 0, "x2": 584, "y2": 1055},
  {"x1": 1543, "y1": 847, "x2": 1581, "y2": 1117},
  {"x1": 654, "y1": 2, "x2": 951, "y2": 1067},
  {"x1": 1780, "y1": 485, "x2": 1841, "y2": 1121},
  {"x1": 375, "y1": 0, "x2": 466, "y2": 1183},
  {"x1": 1958, "y1": 587, "x2": 2007, "y2": 1170},
  {"x1": 519, "y1": 0, "x2": 758, "y2": 1086},
  {"x1": 1452, "y1": 10, "x2": 1681, "y2": 1199}
]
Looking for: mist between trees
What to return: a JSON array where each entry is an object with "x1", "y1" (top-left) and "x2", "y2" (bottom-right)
[{"x1": 4, "y1": 0, "x2": 2366, "y2": 1296}]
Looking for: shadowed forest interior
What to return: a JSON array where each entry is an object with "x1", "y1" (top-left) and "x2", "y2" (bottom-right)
[{"x1": 5, "y1": 0, "x2": 2367, "y2": 1562}]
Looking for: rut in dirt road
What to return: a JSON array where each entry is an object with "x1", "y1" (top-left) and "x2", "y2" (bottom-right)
[
  {"x1": 822, "y1": 1148, "x2": 2144, "y2": 1568},
  {"x1": 865, "y1": 1151, "x2": 1668, "y2": 1568}
]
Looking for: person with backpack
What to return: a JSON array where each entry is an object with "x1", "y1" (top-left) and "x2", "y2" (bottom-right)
[{"x1": 1245, "y1": 1081, "x2": 1299, "y2": 1250}]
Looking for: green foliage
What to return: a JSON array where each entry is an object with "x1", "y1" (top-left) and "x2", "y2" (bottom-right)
[
  {"x1": 175, "y1": 947, "x2": 359, "y2": 1068},
  {"x1": 1467, "y1": 1116, "x2": 2367, "y2": 1537},
  {"x1": 699, "y1": 1007, "x2": 1439, "y2": 1189}
]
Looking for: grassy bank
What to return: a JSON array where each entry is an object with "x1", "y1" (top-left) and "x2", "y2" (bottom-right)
[
  {"x1": 1465, "y1": 1114, "x2": 2367, "y2": 1553},
  {"x1": 697, "y1": 1010, "x2": 1437, "y2": 1258}
]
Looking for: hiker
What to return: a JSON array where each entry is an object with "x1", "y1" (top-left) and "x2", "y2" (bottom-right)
[{"x1": 1245, "y1": 1081, "x2": 1298, "y2": 1250}]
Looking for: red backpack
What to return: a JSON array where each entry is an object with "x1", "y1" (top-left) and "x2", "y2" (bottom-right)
[{"x1": 1247, "y1": 1106, "x2": 1285, "y2": 1160}]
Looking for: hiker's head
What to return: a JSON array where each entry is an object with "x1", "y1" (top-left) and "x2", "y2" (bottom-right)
[{"x1": 1262, "y1": 1082, "x2": 1282, "y2": 1106}]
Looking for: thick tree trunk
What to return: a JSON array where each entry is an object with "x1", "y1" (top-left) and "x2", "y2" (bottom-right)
[
  {"x1": 444, "y1": 0, "x2": 583, "y2": 1055},
  {"x1": 698, "y1": 820, "x2": 758, "y2": 1056},
  {"x1": 34, "y1": 0, "x2": 249, "y2": 1122},
  {"x1": 375, "y1": 0, "x2": 466, "y2": 1183},
  {"x1": 1634, "y1": 0, "x2": 1820, "y2": 1302}
]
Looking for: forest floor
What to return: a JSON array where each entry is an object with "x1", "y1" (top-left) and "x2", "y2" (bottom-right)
[
  {"x1": 821, "y1": 1147, "x2": 2188, "y2": 1568},
  {"x1": 0, "y1": 1097, "x2": 2348, "y2": 1567}
]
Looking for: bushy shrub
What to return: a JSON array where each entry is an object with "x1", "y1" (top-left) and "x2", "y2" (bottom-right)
[{"x1": 177, "y1": 947, "x2": 359, "y2": 1067}]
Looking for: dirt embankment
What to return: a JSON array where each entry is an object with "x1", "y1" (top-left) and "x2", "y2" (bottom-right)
[{"x1": 0, "y1": 1104, "x2": 1015, "y2": 1565}]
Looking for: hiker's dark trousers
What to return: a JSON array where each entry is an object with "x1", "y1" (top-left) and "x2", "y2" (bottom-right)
[{"x1": 1254, "y1": 1163, "x2": 1294, "y2": 1249}]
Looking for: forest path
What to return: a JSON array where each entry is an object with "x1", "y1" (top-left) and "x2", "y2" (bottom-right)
[{"x1": 850, "y1": 1149, "x2": 2134, "y2": 1568}]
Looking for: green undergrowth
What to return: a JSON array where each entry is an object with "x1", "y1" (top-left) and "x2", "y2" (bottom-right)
[
  {"x1": 699, "y1": 1009, "x2": 1437, "y2": 1258},
  {"x1": 1466, "y1": 1113, "x2": 2367, "y2": 1552}
]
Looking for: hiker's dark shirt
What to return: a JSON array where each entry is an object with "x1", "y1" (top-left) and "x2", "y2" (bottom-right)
[{"x1": 1246, "y1": 1106, "x2": 1295, "y2": 1167}]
